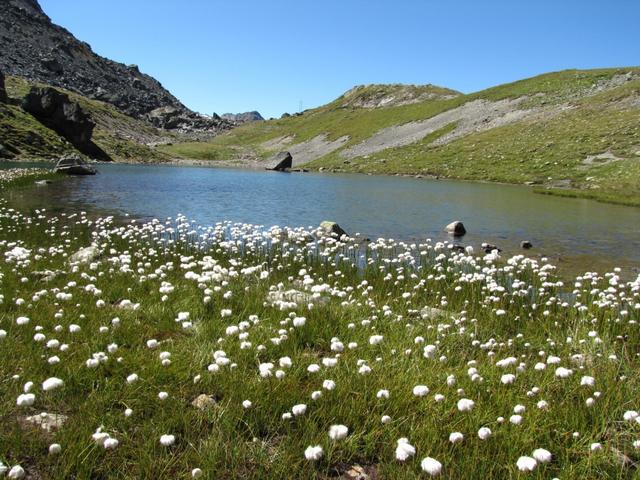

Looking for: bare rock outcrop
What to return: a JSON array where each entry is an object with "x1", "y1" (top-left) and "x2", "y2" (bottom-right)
[
  {"x1": 0, "y1": 68, "x2": 7, "y2": 103},
  {"x1": 0, "y1": 0, "x2": 232, "y2": 133},
  {"x1": 22, "y1": 86, "x2": 109, "y2": 159}
]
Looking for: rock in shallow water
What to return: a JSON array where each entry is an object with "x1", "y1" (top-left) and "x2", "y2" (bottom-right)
[{"x1": 445, "y1": 221, "x2": 466, "y2": 236}]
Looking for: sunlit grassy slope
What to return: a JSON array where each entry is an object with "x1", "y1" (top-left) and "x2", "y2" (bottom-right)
[
  {"x1": 161, "y1": 68, "x2": 640, "y2": 206},
  {"x1": 2, "y1": 76, "x2": 173, "y2": 162}
]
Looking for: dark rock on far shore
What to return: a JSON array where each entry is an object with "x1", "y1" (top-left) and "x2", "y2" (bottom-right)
[
  {"x1": 521, "y1": 240, "x2": 533, "y2": 249},
  {"x1": 266, "y1": 151, "x2": 293, "y2": 171}
]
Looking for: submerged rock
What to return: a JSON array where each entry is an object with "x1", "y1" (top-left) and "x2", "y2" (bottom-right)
[
  {"x1": 482, "y1": 242, "x2": 502, "y2": 253},
  {"x1": 445, "y1": 221, "x2": 466, "y2": 237},
  {"x1": 521, "y1": 240, "x2": 533, "y2": 249}
]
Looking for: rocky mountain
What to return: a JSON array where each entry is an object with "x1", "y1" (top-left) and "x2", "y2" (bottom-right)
[
  {"x1": 0, "y1": 0, "x2": 231, "y2": 133},
  {"x1": 219, "y1": 111, "x2": 264, "y2": 124}
]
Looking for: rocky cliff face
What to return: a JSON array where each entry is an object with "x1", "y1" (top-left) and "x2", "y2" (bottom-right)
[
  {"x1": 0, "y1": 0, "x2": 231, "y2": 133},
  {"x1": 220, "y1": 111, "x2": 264, "y2": 124},
  {"x1": 0, "y1": 69, "x2": 7, "y2": 103}
]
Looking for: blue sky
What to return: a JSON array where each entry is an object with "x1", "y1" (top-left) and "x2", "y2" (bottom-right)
[{"x1": 40, "y1": 0, "x2": 639, "y2": 119}]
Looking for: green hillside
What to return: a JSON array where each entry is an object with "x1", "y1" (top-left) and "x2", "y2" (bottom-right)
[
  {"x1": 2, "y1": 76, "x2": 174, "y2": 162},
  {"x1": 161, "y1": 68, "x2": 640, "y2": 206}
]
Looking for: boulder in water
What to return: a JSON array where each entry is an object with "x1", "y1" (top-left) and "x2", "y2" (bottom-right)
[
  {"x1": 445, "y1": 221, "x2": 466, "y2": 237},
  {"x1": 521, "y1": 240, "x2": 533, "y2": 249},
  {"x1": 54, "y1": 154, "x2": 97, "y2": 175}
]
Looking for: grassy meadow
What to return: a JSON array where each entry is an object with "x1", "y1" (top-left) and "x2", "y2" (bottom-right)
[{"x1": 0, "y1": 169, "x2": 639, "y2": 479}]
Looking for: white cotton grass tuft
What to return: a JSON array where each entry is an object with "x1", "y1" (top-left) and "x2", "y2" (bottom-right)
[
  {"x1": 328, "y1": 424, "x2": 349, "y2": 440},
  {"x1": 292, "y1": 404, "x2": 307, "y2": 416},
  {"x1": 160, "y1": 434, "x2": 176, "y2": 446},
  {"x1": 48, "y1": 443, "x2": 62, "y2": 455},
  {"x1": 413, "y1": 385, "x2": 429, "y2": 397},
  {"x1": 449, "y1": 432, "x2": 464, "y2": 443},
  {"x1": 7, "y1": 465, "x2": 25, "y2": 479},
  {"x1": 420, "y1": 457, "x2": 442, "y2": 476},
  {"x1": 16, "y1": 393, "x2": 35, "y2": 407},
  {"x1": 516, "y1": 456, "x2": 537, "y2": 472},
  {"x1": 395, "y1": 438, "x2": 416, "y2": 461},
  {"x1": 42, "y1": 377, "x2": 64, "y2": 391},
  {"x1": 191, "y1": 468, "x2": 203, "y2": 478},
  {"x1": 478, "y1": 427, "x2": 492, "y2": 440},
  {"x1": 555, "y1": 367, "x2": 573, "y2": 378},
  {"x1": 457, "y1": 398, "x2": 474, "y2": 412},
  {"x1": 532, "y1": 448, "x2": 552, "y2": 463},
  {"x1": 304, "y1": 445, "x2": 323, "y2": 461},
  {"x1": 377, "y1": 389, "x2": 390, "y2": 399}
]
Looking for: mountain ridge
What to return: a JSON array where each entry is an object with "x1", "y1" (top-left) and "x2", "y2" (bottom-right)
[{"x1": 0, "y1": 0, "x2": 231, "y2": 133}]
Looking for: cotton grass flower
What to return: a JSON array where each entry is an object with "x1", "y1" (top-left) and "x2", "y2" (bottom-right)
[
  {"x1": 292, "y1": 404, "x2": 307, "y2": 416},
  {"x1": 478, "y1": 427, "x2": 492, "y2": 440},
  {"x1": 191, "y1": 468, "x2": 203, "y2": 478},
  {"x1": 420, "y1": 457, "x2": 442, "y2": 476},
  {"x1": 328, "y1": 424, "x2": 349, "y2": 440},
  {"x1": 16, "y1": 393, "x2": 35, "y2": 407},
  {"x1": 532, "y1": 448, "x2": 552, "y2": 463},
  {"x1": 42, "y1": 377, "x2": 64, "y2": 391},
  {"x1": 413, "y1": 385, "x2": 429, "y2": 397},
  {"x1": 7, "y1": 465, "x2": 25, "y2": 479},
  {"x1": 48, "y1": 443, "x2": 62, "y2": 455},
  {"x1": 449, "y1": 432, "x2": 464, "y2": 443},
  {"x1": 555, "y1": 367, "x2": 573, "y2": 378},
  {"x1": 304, "y1": 445, "x2": 323, "y2": 461},
  {"x1": 457, "y1": 398, "x2": 474, "y2": 412},
  {"x1": 395, "y1": 438, "x2": 416, "y2": 461},
  {"x1": 160, "y1": 434, "x2": 176, "y2": 446},
  {"x1": 516, "y1": 456, "x2": 537, "y2": 472}
]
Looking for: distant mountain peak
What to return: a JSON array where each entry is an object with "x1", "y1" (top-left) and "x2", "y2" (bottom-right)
[{"x1": 219, "y1": 111, "x2": 264, "y2": 124}]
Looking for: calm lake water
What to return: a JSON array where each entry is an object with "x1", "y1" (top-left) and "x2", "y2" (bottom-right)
[{"x1": 4, "y1": 163, "x2": 640, "y2": 274}]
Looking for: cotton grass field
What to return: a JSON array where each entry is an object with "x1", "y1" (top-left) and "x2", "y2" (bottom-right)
[{"x1": 1, "y1": 171, "x2": 640, "y2": 479}]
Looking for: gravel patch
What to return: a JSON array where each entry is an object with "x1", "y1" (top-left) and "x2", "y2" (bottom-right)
[{"x1": 340, "y1": 97, "x2": 533, "y2": 159}]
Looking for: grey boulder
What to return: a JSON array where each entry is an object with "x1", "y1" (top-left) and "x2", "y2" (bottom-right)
[
  {"x1": 445, "y1": 221, "x2": 466, "y2": 237},
  {"x1": 54, "y1": 154, "x2": 97, "y2": 175},
  {"x1": 266, "y1": 151, "x2": 293, "y2": 171},
  {"x1": 319, "y1": 221, "x2": 348, "y2": 238}
]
